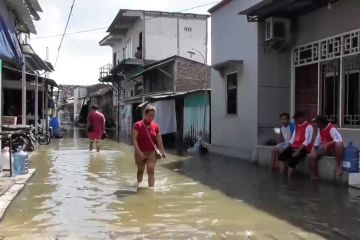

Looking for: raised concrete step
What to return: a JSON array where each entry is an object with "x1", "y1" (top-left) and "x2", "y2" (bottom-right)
[{"x1": 256, "y1": 145, "x2": 348, "y2": 183}]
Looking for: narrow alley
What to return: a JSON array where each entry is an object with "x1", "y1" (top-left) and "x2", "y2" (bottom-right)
[{"x1": 0, "y1": 130, "x2": 359, "y2": 239}]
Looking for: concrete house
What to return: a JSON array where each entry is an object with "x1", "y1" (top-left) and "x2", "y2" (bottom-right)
[
  {"x1": 209, "y1": 0, "x2": 360, "y2": 164},
  {"x1": 98, "y1": 9, "x2": 209, "y2": 138}
]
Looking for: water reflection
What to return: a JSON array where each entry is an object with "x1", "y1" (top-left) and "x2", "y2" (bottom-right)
[{"x1": 0, "y1": 130, "x2": 359, "y2": 239}]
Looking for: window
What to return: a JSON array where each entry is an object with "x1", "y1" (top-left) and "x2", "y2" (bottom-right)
[
  {"x1": 184, "y1": 27, "x2": 192, "y2": 32},
  {"x1": 226, "y1": 73, "x2": 238, "y2": 115},
  {"x1": 320, "y1": 60, "x2": 339, "y2": 124},
  {"x1": 343, "y1": 54, "x2": 360, "y2": 127}
]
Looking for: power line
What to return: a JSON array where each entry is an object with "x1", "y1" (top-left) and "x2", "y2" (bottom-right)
[
  {"x1": 54, "y1": 0, "x2": 76, "y2": 68},
  {"x1": 32, "y1": 27, "x2": 107, "y2": 39},
  {"x1": 32, "y1": 0, "x2": 219, "y2": 40}
]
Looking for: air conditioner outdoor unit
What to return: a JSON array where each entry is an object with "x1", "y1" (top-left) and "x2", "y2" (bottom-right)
[{"x1": 265, "y1": 17, "x2": 291, "y2": 50}]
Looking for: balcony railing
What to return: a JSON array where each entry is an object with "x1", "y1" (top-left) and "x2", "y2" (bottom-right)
[{"x1": 99, "y1": 64, "x2": 113, "y2": 80}]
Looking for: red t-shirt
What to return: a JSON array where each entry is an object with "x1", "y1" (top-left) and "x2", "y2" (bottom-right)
[{"x1": 134, "y1": 120, "x2": 160, "y2": 152}]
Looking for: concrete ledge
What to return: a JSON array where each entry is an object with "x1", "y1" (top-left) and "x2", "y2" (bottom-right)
[
  {"x1": 208, "y1": 144, "x2": 254, "y2": 162},
  {"x1": 256, "y1": 145, "x2": 348, "y2": 183},
  {"x1": 0, "y1": 169, "x2": 36, "y2": 221}
]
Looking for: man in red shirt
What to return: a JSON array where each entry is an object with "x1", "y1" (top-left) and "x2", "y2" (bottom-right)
[
  {"x1": 278, "y1": 111, "x2": 314, "y2": 178},
  {"x1": 132, "y1": 105, "x2": 166, "y2": 188},
  {"x1": 308, "y1": 115, "x2": 344, "y2": 180},
  {"x1": 87, "y1": 105, "x2": 105, "y2": 152}
]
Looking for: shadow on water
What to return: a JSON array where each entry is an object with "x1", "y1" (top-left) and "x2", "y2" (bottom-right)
[{"x1": 162, "y1": 153, "x2": 360, "y2": 240}]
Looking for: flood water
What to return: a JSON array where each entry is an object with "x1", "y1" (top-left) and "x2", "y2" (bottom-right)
[{"x1": 0, "y1": 129, "x2": 360, "y2": 239}]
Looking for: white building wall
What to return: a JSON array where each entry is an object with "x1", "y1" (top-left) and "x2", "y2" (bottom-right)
[
  {"x1": 145, "y1": 16, "x2": 207, "y2": 62},
  {"x1": 178, "y1": 18, "x2": 207, "y2": 63},
  {"x1": 210, "y1": 0, "x2": 261, "y2": 160},
  {"x1": 112, "y1": 18, "x2": 144, "y2": 63},
  {"x1": 144, "y1": 17, "x2": 178, "y2": 61}
]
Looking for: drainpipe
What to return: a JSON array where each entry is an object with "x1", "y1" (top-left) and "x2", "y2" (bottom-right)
[{"x1": 22, "y1": 55, "x2": 26, "y2": 125}]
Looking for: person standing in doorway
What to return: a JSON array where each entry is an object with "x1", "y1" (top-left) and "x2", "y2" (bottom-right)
[
  {"x1": 87, "y1": 105, "x2": 106, "y2": 152},
  {"x1": 132, "y1": 105, "x2": 166, "y2": 188}
]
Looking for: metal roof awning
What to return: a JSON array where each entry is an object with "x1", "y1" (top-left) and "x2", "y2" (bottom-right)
[
  {"x1": 212, "y1": 60, "x2": 243, "y2": 71},
  {"x1": 89, "y1": 87, "x2": 111, "y2": 97},
  {"x1": 128, "y1": 59, "x2": 174, "y2": 81},
  {"x1": 45, "y1": 78, "x2": 59, "y2": 88},
  {"x1": 239, "y1": 0, "x2": 338, "y2": 22},
  {"x1": 21, "y1": 44, "x2": 53, "y2": 72},
  {"x1": 3, "y1": 64, "x2": 59, "y2": 88}
]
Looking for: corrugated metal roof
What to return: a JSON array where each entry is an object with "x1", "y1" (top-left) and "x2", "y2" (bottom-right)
[
  {"x1": 5, "y1": 0, "x2": 37, "y2": 34},
  {"x1": 89, "y1": 88, "x2": 111, "y2": 97}
]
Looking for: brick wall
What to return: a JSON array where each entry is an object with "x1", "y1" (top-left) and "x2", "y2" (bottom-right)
[{"x1": 176, "y1": 57, "x2": 211, "y2": 92}]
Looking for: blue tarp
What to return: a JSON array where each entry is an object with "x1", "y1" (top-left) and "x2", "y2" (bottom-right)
[{"x1": 0, "y1": 6, "x2": 22, "y2": 63}]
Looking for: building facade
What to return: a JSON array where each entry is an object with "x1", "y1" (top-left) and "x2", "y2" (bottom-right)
[
  {"x1": 209, "y1": 0, "x2": 360, "y2": 160},
  {"x1": 0, "y1": 0, "x2": 57, "y2": 130},
  {"x1": 99, "y1": 9, "x2": 210, "y2": 139}
]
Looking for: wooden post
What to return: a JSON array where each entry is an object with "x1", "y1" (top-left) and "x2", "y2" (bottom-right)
[
  {"x1": 35, "y1": 73, "x2": 39, "y2": 135},
  {"x1": 22, "y1": 55, "x2": 26, "y2": 125}
]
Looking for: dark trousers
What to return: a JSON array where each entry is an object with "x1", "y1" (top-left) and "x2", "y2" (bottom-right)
[{"x1": 279, "y1": 148, "x2": 308, "y2": 168}]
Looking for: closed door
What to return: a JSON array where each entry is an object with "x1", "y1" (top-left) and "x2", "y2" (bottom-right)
[{"x1": 295, "y1": 63, "x2": 318, "y2": 120}]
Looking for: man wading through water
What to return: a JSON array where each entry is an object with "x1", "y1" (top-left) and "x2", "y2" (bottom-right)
[
  {"x1": 132, "y1": 105, "x2": 166, "y2": 188},
  {"x1": 87, "y1": 105, "x2": 106, "y2": 152}
]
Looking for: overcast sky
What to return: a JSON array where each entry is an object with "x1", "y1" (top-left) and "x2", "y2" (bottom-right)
[{"x1": 30, "y1": 0, "x2": 217, "y2": 86}]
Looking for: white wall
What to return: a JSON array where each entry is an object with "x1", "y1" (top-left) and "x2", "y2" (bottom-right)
[
  {"x1": 210, "y1": 0, "x2": 261, "y2": 160},
  {"x1": 145, "y1": 16, "x2": 207, "y2": 62},
  {"x1": 257, "y1": 23, "x2": 292, "y2": 145},
  {"x1": 112, "y1": 18, "x2": 144, "y2": 63},
  {"x1": 144, "y1": 17, "x2": 178, "y2": 61},
  {"x1": 178, "y1": 18, "x2": 207, "y2": 63}
]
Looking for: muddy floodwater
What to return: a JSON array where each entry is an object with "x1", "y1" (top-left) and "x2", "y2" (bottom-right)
[{"x1": 0, "y1": 130, "x2": 360, "y2": 239}]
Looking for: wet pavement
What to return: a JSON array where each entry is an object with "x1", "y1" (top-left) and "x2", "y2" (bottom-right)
[{"x1": 0, "y1": 129, "x2": 360, "y2": 239}]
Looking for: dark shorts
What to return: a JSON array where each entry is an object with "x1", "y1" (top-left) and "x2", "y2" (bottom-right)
[
  {"x1": 278, "y1": 148, "x2": 308, "y2": 168},
  {"x1": 314, "y1": 144, "x2": 336, "y2": 157}
]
